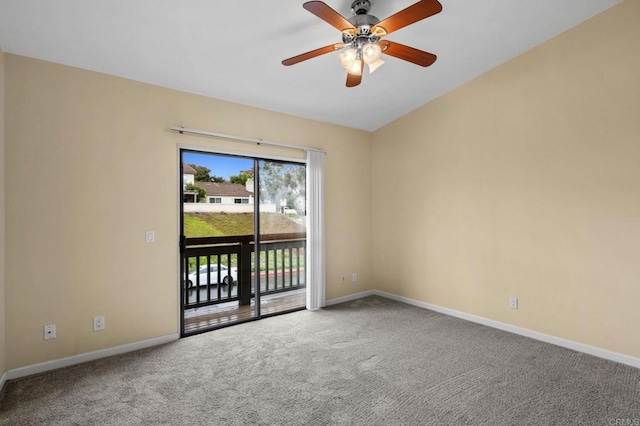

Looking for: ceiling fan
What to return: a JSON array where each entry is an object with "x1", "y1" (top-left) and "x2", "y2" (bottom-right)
[{"x1": 282, "y1": 0, "x2": 443, "y2": 88}]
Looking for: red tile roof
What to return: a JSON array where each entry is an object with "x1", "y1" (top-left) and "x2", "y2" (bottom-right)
[
  {"x1": 183, "y1": 163, "x2": 197, "y2": 174},
  {"x1": 197, "y1": 181, "x2": 253, "y2": 197}
]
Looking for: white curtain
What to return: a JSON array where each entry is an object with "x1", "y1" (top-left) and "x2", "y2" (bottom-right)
[{"x1": 306, "y1": 150, "x2": 325, "y2": 310}]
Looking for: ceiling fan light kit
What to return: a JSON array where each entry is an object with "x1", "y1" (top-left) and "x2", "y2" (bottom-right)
[
  {"x1": 282, "y1": 0, "x2": 442, "y2": 87},
  {"x1": 362, "y1": 43, "x2": 382, "y2": 64}
]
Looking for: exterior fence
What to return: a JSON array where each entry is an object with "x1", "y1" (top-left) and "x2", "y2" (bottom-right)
[{"x1": 181, "y1": 233, "x2": 306, "y2": 312}]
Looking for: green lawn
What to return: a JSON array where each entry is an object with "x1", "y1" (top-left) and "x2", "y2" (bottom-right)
[
  {"x1": 183, "y1": 212, "x2": 305, "y2": 238},
  {"x1": 183, "y1": 214, "x2": 224, "y2": 238},
  {"x1": 183, "y1": 212, "x2": 306, "y2": 272}
]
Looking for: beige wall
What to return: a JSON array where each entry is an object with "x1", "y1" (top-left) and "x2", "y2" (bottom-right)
[
  {"x1": 4, "y1": 0, "x2": 639, "y2": 373},
  {"x1": 4, "y1": 55, "x2": 372, "y2": 369},
  {"x1": 372, "y1": 0, "x2": 640, "y2": 358},
  {"x1": 0, "y1": 47, "x2": 6, "y2": 377}
]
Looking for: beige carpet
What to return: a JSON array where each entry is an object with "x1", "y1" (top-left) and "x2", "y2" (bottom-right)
[{"x1": 1, "y1": 296, "x2": 639, "y2": 425}]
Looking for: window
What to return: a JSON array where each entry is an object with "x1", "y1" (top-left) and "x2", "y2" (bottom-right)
[
  {"x1": 209, "y1": 197, "x2": 222, "y2": 203},
  {"x1": 234, "y1": 198, "x2": 249, "y2": 204}
]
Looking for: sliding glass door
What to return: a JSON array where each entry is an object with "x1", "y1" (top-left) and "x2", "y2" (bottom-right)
[
  {"x1": 180, "y1": 151, "x2": 306, "y2": 336},
  {"x1": 257, "y1": 160, "x2": 307, "y2": 317}
]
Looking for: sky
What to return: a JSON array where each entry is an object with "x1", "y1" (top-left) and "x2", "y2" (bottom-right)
[{"x1": 182, "y1": 151, "x2": 253, "y2": 180}]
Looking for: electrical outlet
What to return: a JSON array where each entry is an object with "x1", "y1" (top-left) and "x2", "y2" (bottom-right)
[
  {"x1": 352, "y1": 273, "x2": 358, "y2": 283},
  {"x1": 93, "y1": 316, "x2": 105, "y2": 331},
  {"x1": 44, "y1": 324, "x2": 56, "y2": 340},
  {"x1": 341, "y1": 276, "x2": 345, "y2": 284},
  {"x1": 145, "y1": 230, "x2": 155, "y2": 243},
  {"x1": 509, "y1": 297, "x2": 518, "y2": 310}
]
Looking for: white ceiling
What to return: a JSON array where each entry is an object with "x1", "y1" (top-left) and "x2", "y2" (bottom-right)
[{"x1": 0, "y1": 0, "x2": 621, "y2": 131}]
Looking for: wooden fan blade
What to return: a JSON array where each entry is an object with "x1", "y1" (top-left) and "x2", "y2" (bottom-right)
[
  {"x1": 382, "y1": 41, "x2": 437, "y2": 67},
  {"x1": 372, "y1": 0, "x2": 442, "y2": 36},
  {"x1": 346, "y1": 61, "x2": 364, "y2": 87},
  {"x1": 282, "y1": 43, "x2": 343, "y2": 66},
  {"x1": 303, "y1": 1, "x2": 357, "y2": 32}
]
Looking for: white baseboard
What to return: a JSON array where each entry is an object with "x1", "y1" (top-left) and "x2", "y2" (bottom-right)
[
  {"x1": 1, "y1": 292, "x2": 370, "y2": 386},
  {"x1": 4, "y1": 289, "x2": 638, "y2": 389},
  {"x1": 5, "y1": 333, "x2": 179, "y2": 382},
  {"x1": 325, "y1": 290, "x2": 376, "y2": 307},
  {"x1": 2, "y1": 293, "x2": 372, "y2": 387},
  {"x1": 373, "y1": 290, "x2": 640, "y2": 370}
]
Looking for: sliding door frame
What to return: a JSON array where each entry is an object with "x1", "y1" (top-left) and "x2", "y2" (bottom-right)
[{"x1": 177, "y1": 144, "x2": 307, "y2": 334}]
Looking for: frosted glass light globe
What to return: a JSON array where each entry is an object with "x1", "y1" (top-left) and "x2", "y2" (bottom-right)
[{"x1": 362, "y1": 43, "x2": 382, "y2": 65}]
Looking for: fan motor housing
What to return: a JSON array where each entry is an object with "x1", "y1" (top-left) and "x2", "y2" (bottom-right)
[
  {"x1": 347, "y1": 0, "x2": 381, "y2": 40},
  {"x1": 351, "y1": 0, "x2": 371, "y2": 15},
  {"x1": 347, "y1": 13, "x2": 380, "y2": 30},
  {"x1": 344, "y1": 12, "x2": 380, "y2": 46}
]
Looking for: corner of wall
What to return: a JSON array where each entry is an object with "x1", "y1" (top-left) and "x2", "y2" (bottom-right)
[
  {"x1": 2, "y1": 54, "x2": 375, "y2": 370},
  {"x1": 369, "y1": 0, "x2": 640, "y2": 360}
]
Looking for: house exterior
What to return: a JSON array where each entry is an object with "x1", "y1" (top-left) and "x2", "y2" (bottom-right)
[
  {"x1": 181, "y1": 170, "x2": 277, "y2": 213},
  {"x1": 182, "y1": 164, "x2": 198, "y2": 203},
  {"x1": 197, "y1": 181, "x2": 253, "y2": 205},
  {"x1": 182, "y1": 163, "x2": 196, "y2": 187},
  {"x1": 182, "y1": 163, "x2": 253, "y2": 205}
]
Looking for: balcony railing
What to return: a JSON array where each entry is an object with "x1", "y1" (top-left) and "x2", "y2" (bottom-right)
[{"x1": 181, "y1": 233, "x2": 306, "y2": 310}]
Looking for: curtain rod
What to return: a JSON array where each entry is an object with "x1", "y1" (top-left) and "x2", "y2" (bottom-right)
[{"x1": 170, "y1": 126, "x2": 326, "y2": 154}]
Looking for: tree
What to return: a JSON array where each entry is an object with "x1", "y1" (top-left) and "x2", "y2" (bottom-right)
[
  {"x1": 229, "y1": 170, "x2": 253, "y2": 186},
  {"x1": 259, "y1": 163, "x2": 305, "y2": 211},
  {"x1": 185, "y1": 183, "x2": 206, "y2": 202},
  {"x1": 211, "y1": 175, "x2": 226, "y2": 183},
  {"x1": 189, "y1": 163, "x2": 212, "y2": 182},
  {"x1": 259, "y1": 162, "x2": 284, "y2": 203},
  {"x1": 283, "y1": 165, "x2": 306, "y2": 209}
]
